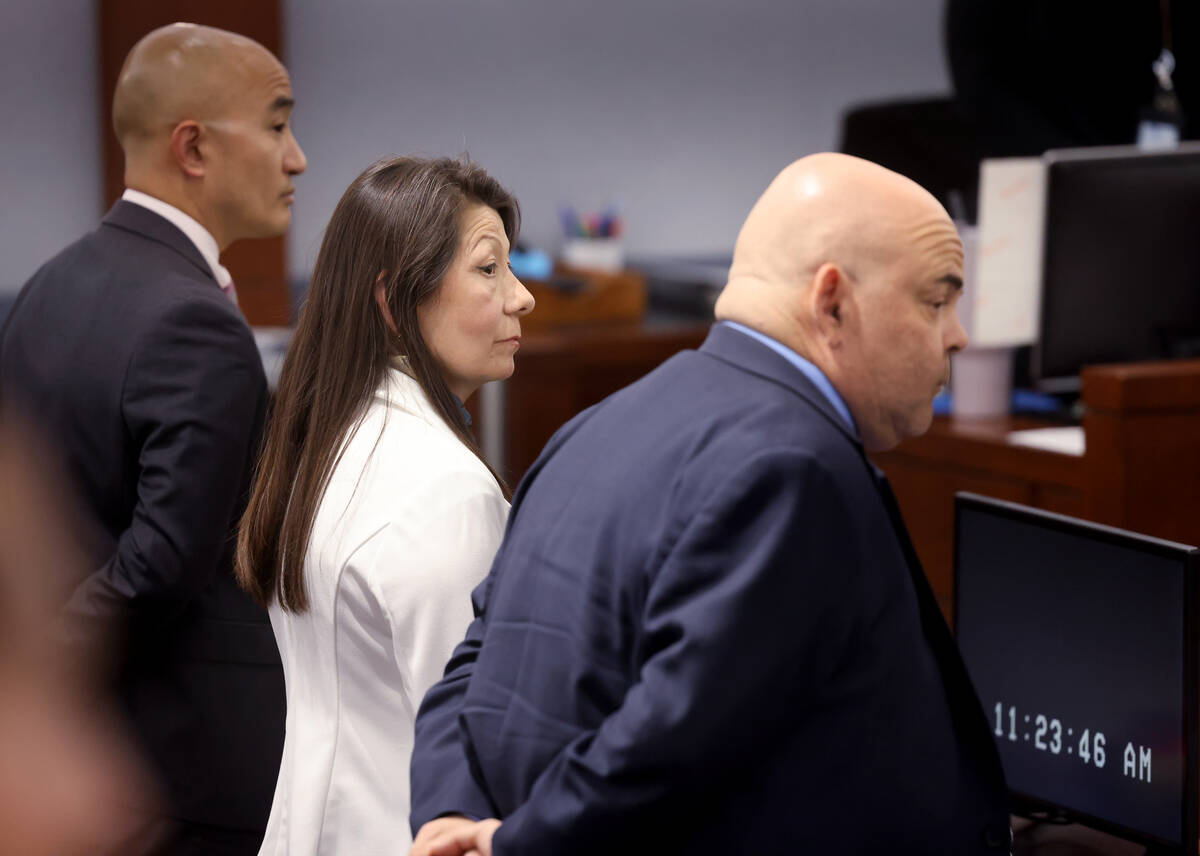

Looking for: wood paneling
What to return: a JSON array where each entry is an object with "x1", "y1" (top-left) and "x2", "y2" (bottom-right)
[
  {"x1": 1082, "y1": 359, "x2": 1200, "y2": 543},
  {"x1": 98, "y1": 0, "x2": 290, "y2": 325}
]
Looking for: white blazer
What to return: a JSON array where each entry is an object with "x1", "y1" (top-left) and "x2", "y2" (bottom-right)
[{"x1": 258, "y1": 367, "x2": 508, "y2": 856}]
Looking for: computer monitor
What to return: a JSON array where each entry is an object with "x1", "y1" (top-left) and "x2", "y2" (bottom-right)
[
  {"x1": 1033, "y1": 143, "x2": 1200, "y2": 392},
  {"x1": 954, "y1": 492, "x2": 1200, "y2": 851}
]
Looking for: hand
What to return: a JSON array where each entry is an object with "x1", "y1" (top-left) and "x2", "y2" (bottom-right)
[
  {"x1": 412, "y1": 816, "x2": 476, "y2": 855},
  {"x1": 411, "y1": 817, "x2": 501, "y2": 856}
]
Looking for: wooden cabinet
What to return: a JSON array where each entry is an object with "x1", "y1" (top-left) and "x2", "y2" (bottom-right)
[{"x1": 872, "y1": 359, "x2": 1200, "y2": 623}]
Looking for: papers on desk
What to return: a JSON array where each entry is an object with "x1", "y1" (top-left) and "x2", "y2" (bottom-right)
[{"x1": 1006, "y1": 426, "x2": 1085, "y2": 457}]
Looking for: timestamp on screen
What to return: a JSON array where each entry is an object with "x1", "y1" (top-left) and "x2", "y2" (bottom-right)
[{"x1": 992, "y1": 703, "x2": 1154, "y2": 782}]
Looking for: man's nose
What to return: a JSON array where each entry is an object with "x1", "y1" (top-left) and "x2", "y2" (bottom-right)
[
  {"x1": 947, "y1": 307, "x2": 969, "y2": 353},
  {"x1": 286, "y1": 134, "x2": 307, "y2": 175}
]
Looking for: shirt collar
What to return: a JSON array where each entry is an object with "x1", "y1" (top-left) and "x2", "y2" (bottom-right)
[
  {"x1": 120, "y1": 189, "x2": 232, "y2": 289},
  {"x1": 720, "y1": 320, "x2": 858, "y2": 433}
]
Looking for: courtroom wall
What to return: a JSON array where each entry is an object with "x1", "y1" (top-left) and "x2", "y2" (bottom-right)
[
  {"x1": 0, "y1": 0, "x2": 949, "y2": 294},
  {"x1": 1, "y1": 0, "x2": 101, "y2": 295}
]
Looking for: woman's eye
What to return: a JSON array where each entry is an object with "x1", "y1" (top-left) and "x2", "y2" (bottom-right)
[
  {"x1": 272, "y1": 123, "x2": 286, "y2": 133},
  {"x1": 479, "y1": 263, "x2": 498, "y2": 275}
]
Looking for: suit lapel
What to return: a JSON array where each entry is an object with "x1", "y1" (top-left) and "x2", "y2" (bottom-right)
[
  {"x1": 870, "y1": 465, "x2": 955, "y2": 643},
  {"x1": 706, "y1": 322, "x2": 1008, "y2": 804},
  {"x1": 870, "y1": 465, "x2": 1008, "y2": 787},
  {"x1": 100, "y1": 200, "x2": 216, "y2": 283}
]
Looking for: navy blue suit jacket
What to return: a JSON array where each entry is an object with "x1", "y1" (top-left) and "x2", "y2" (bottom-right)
[
  {"x1": 411, "y1": 324, "x2": 1010, "y2": 854},
  {"x1": 0, "y1": 202, "x2": 283, "y2": 836}
]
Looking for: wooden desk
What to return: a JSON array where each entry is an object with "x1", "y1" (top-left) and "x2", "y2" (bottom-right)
[
  {"x1": 469, "y1": 318, "x2": 712, "y2": 485},
  {"x1": 872, "y1": 359, "x2": 1200, "y2": 623}
]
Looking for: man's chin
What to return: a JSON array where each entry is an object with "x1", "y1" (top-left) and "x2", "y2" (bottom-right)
[
  {"x1": 244, "y1": 213, "x2": 293, "y2": 241},
  {"x1": 910, "y1": 405, "x2": 935, "y2": 437},
  {"x1": 270, "y1": 209, "x2": 294, "y2": 234}
]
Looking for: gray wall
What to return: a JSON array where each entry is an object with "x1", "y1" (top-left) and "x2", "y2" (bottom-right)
[
  {"x1": 0, "y1": 0, "x2": 949, "y2": 294},
  {"x1": 285, "y1": 0, "x2": 951, "y2": 272},
  {"x1": 1, "y1": 0, "x2": 101, "y2": 294}
]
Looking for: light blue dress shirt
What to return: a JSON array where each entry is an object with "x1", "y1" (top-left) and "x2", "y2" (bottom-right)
[{"x1": 720, "y1": 321, "x2": 858, "y2": 434}]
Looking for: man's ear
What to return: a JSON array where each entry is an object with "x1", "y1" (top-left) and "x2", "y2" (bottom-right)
[
  {"x1": 374, "y1": 273, "x2": 399, "y2": 337},
  {"x1": 810, "y1": 262, "x2": 848, "y2": 340},
  {"x1": 169, "y1": 121, "x2": 206, "y2": 178}
]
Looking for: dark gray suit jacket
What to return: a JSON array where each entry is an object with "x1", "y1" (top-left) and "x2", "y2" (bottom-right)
[
  {"x1": 0, "y1": 201, "x2": 284, "y2": 835},
  {"x1": 412, "y1": 323, "x2": 1011, "y2": 854}
]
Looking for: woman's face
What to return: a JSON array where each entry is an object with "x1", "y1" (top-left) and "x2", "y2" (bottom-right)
[{"x1": 418, "y1": 203, "x2": 535, "y2": 401}]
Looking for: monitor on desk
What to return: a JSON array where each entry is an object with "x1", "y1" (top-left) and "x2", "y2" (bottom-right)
[
  {"x1": 1033, "y1": 143, "x2": 1200, "y2": 392},
  {"x1": 954, "y1": 493, "x2": 1200, "y2": 852}
]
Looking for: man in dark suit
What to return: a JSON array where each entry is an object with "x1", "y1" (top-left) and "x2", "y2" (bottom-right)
[
  {"x1": 410, "y1": 153, "x2": 1011, "y2": 855},
  {"x1": 0, "y1": 23, "x2": 306, "y2": 855}
]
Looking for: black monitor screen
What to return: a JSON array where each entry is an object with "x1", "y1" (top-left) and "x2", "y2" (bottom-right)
[
  {"x1": 1035, "y1": 143, "x2": 1200, "y2": 391},
  {"x1": 955, "y1": 493, "x2": 1199, "y2": 849}
]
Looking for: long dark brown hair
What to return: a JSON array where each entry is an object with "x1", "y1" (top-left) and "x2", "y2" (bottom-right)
[{"x1": 236, "y1": 156, "x2": 519, "y2": 612}]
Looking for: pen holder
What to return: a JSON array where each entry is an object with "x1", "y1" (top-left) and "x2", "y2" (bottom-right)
[{"x1": 560, "y1": 237, "x2": 624, "y2": 273}]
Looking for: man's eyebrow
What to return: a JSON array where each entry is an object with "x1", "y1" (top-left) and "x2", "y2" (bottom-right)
[
  {"x1": 938, "y1": 273, "x2": 964, "y2": 291},
  {"x1": 269, "y1": 96, "x2": 295, "y2": 112}
]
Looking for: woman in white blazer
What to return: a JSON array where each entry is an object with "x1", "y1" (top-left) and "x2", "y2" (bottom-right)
[{"x1": 236, "y1": 157, "x2": 534, "y2": 856}]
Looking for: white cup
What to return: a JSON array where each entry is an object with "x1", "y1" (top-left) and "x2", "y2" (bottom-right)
[
  {"x1": 950, "y1": 222, "x2": 1013, "y2": 418},
  {"x1": 952, "y1": 347, "x2": 1012, "y2": 418}
]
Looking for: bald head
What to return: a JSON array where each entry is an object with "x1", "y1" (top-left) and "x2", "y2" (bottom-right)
[
  {"x1": 716, "y1": 153, "x2": 967, "y2": 450},
  {"x1": 719, "y1": 153, "x2": 954, "y2": 326},
  {"x1": 110, "y1": 23, "x2": 306, "y2": 250},
  {"x1": 113, "y1": 24, "x2": 280, "y2": 150}
]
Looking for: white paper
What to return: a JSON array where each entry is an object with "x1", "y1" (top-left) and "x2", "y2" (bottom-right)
[
  {"x1": 1006, "y1": 426, "x2": 1085, "y2": 457},
  {"x1": 971, "y1": 158, "x2": 1046, "y2": 348}
]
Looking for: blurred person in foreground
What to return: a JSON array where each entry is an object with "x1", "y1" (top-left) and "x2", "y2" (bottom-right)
[
  {"x1": 410, "y1": 153, "x2": 1011, "y2": 855},
  {"x1": 236, "y1": 156, "x2": 534, "y2": 855},
  {"x1": 0, "y1": 22, "x2": 306, "y2": 854},
  {"x1": 0, "y1": 419, "x2": 154, "y2": 856}
]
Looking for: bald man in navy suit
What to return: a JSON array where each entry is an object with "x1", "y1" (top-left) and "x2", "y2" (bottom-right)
[{"x1": 410, "y1": 154, "x2": 1011, "y2": 855}]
